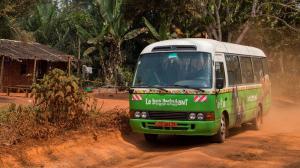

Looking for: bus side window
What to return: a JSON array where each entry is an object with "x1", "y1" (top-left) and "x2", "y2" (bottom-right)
[
  {"x1": 240, "y1": 57, "x2": 255, "y2": 84},
  {"x1": 225, "y1": 55, "x2": 242, "y2": 86},
  {"x1": 252, "y1": 57, "x2": 264, "y2": 83},
  {"x1": 215, "y1": 62, "x2": 226, "y2": 86}
]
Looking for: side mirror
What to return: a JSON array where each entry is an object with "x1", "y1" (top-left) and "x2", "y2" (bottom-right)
[
  {"x1": 128, "y1": 88, "x2": 134, "y2": 94},
  {"x1": 216, "y1": 78, "x2": 225, "y2": 89}
]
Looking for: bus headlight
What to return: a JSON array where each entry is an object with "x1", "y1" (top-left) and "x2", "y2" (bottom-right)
[
  {"x1": 134, "y1": 111, "x2": 141, "y2": 118},
  {"x1": 197, "y1": 113, "x2": 204, "y2": 120},
  {"x1": 141, "y1": 111, "x2": 148, "y2": 119},
  {"x1": 189, "y1": 113, "x2": 196, "y2": 120}
]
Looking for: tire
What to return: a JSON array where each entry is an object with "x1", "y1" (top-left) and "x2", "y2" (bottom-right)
[
  {"x1": 212, "y1": 113, "x2": 227, "y2": 143},
  {"x1": 253, "y1": 107, "x2": 263, "y2": 130},
  {"x1": 144, "y1": 134, "x2": 158, "y2": 143}
]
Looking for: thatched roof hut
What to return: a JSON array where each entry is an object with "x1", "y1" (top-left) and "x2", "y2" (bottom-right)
[
  {"x1": 0, "y1": 39, "x2": 72, "y2": 62},
  {"x1": 0, "y1": 39, "x2": 74, "y2": 89}
]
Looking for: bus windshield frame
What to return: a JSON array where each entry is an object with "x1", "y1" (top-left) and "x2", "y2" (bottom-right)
[{"x1": 132, "y1": 52, "x2": 213, "y2": 89}]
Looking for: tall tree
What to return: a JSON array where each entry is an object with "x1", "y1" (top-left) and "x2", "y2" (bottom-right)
[
  {"x1": 0, "y1": 0, "x2": 37, "y2": 39},
  {"x1": 187, "y1": 0, "x2": 300, "y2": 43}
]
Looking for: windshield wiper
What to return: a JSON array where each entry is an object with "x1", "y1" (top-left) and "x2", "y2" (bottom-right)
[
  {"x1": 151, "y1": 86, "x2": 169, "y2": 92},
  {"x1": 172, "y1": 84, "x2": 205, "y2": 92}
]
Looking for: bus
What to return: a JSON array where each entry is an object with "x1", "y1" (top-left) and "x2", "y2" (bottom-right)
[{"x1": 129, "y1": 38, "x2": 271, "y2": 143}]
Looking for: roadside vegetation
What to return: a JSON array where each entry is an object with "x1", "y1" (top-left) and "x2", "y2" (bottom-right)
[{"x1": 0, "y1": 69, "x2": 130, "y2": 146}]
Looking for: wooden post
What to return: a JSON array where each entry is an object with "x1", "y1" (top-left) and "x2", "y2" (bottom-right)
[
  {"x1": 68, "y1": 56, "x2": 71, "y2": 76},
  {"x1": 33, "y1": 57, "x2": 37, "y2": 83},
  {"x1": 25, "y1": 89, "x2": 29, "y2": 98},
  {"x1": 0, "y1": 56, "x2": 5, "y2": 91},
  {"x1": 77, "y1": 38, "x2": 81, "y2": 76}
]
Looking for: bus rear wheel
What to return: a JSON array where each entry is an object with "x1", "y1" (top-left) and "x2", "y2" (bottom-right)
[
  {"x1": 144, "y1": 134, "x2": 158, "y2": 143},
  {"x1": 253, "y1": 107, "x2": 263, "y2": 130},
  {"x1": 212, "y1": 113, "x2": 227, "y2": 143}
]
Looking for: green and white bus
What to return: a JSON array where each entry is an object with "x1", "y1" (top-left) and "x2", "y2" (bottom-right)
[{"x1": 129, "y1": 38, "x2": 271, "y2": 143}]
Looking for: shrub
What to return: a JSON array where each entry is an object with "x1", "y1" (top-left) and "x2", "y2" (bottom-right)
[
  {"x1": 0, "y1": 104, "x2": 58, "y2": 145},
  {"x1": 93, "y1": 107, "x2": 130, "y2": 132},
  {"x1": 31, "y1": 69, "x2": 88, "y2": 127}
]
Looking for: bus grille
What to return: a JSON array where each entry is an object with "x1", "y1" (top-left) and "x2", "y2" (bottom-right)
[{"x1": 148, "y1": 111, "x2": 188, "y2": 120}]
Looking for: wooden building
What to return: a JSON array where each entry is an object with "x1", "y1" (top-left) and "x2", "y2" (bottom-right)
[{"x1": 0, "y1": 39, "x2": 73, "y2": 91}]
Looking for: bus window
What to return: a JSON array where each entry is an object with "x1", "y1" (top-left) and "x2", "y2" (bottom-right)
[
  {"x1": 262, "y1": 58, "x2": 269, "y2": 75},
  {"x1": 252, "y1": 57, "x2": 264, "y2": 83},
  {"x1": 225, "y1": 55, "x2": 242, "y2": 86},
  {"x1": 133, "y1": 52, "x2": 212, "y2": 88},
  {"x1": 215, "y1": 62, "x2": 226, "y2": 87},
  {"x1": 240, "y1": 57, "x2": 254, "y2": 84}
]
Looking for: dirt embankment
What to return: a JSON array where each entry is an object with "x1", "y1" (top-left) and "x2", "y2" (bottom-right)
[{"x1": 1, "y1": 98, "x2": 300, "y2": 168}]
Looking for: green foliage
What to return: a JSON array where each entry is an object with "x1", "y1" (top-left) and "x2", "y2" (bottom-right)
[
  {"x1": 0, "y1": 0, "x2": 36, "y2": 39},
  {"x1": 83, "y1": 0, "x2": 147, "y2": 84},
  {"x1": 1, "y1": 0, "x2": 299, "y2": 85},
  {"x1": 117, "y1": 67, "x2": 133, "y2": 86},
  {"x1": 31, "y1": 69, "x2": 88, "y2": 126}
]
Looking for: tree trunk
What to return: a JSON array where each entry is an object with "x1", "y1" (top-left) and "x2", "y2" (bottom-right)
[
  {"x1": 235, "y1": 0, "x2": 258, "y2": 43},
  {"x1": 215, "y1": 0, "x2": 222, "y2": 41},
  {"x1": 235, "y1": 22, "x2": 250, "y2": 44}
]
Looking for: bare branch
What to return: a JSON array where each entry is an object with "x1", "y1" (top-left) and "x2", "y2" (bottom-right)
[
  {"x1": 212, "y1": 0, "x2": 222, "y2": 41},
  {"x1": 257, "y1": 2, "x2": 300, "y2": 12},
  {"x1": 217, "y1": 0, "x2": 221, "y2": 10},
  {"x1": 251, "y1": 0, "x2": 258, "y2": 17},
  {"x1": 259, "y1": 14, "x2": 300, "y2": 32}
]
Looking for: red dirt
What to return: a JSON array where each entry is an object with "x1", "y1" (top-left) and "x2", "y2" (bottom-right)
[
  {"x1": 0, "y1": 92, "x2": 129, "y2": 112},
  {"x1": 0, "y1": 93, "x2": 33, "y2": 106},
  {"x1": 1, "y1": 98, "x2": 300, "y2": 168},
  {"x1": 94, "y1": 98, "x2": 128, "y2": 112}
]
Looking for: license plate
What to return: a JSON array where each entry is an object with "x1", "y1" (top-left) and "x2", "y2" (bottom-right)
[{"x1": 155, "y1": 122, "x2": 177, "y2": 127}]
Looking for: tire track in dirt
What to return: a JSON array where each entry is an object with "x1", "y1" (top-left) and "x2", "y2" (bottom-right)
[
  {"x1": 1, "y1": 99, "x2": 300, "y2": 168},
  {"x1": 116, "y1": 99, "x2": 300, "y2": 168}
]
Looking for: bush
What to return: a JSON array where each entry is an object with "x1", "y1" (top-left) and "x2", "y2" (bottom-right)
[
  {"x1": 31, "y1": 69, "x2": 89, "y2": 127},
  {"x1": 0, "y1": 104, "x2": 58, "y2": 145},
  {"x1": 93, "y1": 107, "x2": 130, "y2": 132},
  {"x1": 0, "y1": 69, "x2": 131, "y2": 146}
]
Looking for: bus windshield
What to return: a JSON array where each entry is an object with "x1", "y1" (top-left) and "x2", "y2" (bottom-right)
[{"x1": 133, "y1": 52, "x2": 212, "y2": 89}]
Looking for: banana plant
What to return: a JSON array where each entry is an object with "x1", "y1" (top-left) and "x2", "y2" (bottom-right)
[
  {"x1": 24, "y1": 3, "x2": 59, "y2": 44},
  {"x1": 83, "y1": 0, "x2": 147, "y2": 83},
  {"x1": 143, "y1": 14, "x2": 182, "y2": 43}
]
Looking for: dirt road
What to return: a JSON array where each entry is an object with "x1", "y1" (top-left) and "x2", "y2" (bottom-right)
[{"x1": 1, "y1": 99, "x2": 300, "y2": 168}]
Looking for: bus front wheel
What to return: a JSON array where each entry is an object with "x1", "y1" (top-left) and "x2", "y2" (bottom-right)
[
  {"x1": 212, "y1": 113, "x2": 228, "y2": 143},
  {"x1": 144, "y1": 134, "x2": 158, "y2": 143}
]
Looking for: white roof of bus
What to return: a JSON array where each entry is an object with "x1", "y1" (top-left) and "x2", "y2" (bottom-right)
[{"x1": 141, "y1": 38, "x2": 266, "y2": 57}]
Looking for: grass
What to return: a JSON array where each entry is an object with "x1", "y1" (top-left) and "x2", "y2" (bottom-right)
[{"x1": 0, "y1": 104, "x2": 10, "y2": 123}]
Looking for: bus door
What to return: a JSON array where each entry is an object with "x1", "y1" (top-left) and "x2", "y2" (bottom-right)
[{"x1": 214, "y1": 53, "x2": 229, "y2": 123}]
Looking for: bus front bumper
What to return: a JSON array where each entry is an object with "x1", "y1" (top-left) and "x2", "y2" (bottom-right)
[{"x1": 129, "y1": 119, "x2": 220, "y2": 136}]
